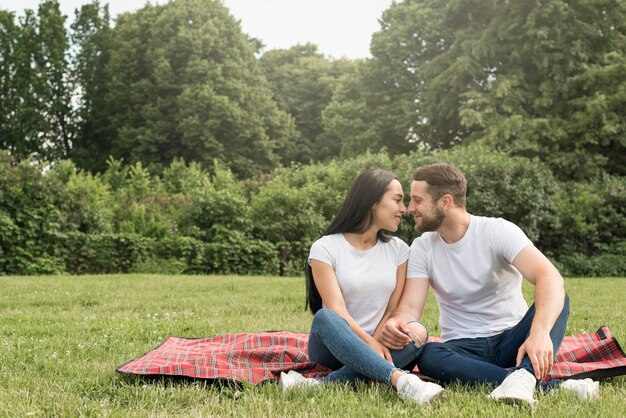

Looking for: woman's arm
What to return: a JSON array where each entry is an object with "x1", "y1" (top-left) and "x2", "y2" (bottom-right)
[
  {"x1": 373, "y1": 261, "x2": 407, "y2": 342},
  {"x1": 310, "y1": 259, "x2": 393, "y2": 362}
]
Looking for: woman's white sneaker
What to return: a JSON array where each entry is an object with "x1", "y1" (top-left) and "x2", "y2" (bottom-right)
[
  {"x1": 397, "y1": 374, "x2": 445, "y2": 405},
  {"x1": 278, "y1": 370, "x2": 320, "y2": 392}
]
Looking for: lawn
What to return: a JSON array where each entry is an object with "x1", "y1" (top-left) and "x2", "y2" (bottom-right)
[{"x1": 0, "y1": 275, "x2": 624, "y2": 417}]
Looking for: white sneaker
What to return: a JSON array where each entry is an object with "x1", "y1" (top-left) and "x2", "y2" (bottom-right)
[
  {"x1": 489, "y1": 369, "x2": 537, "y2": 406},
  {"x1": 397, "y1": 373, "x2": 445, "y2": 405},
  {"x1": 278, "y1": 370, "x2": 320, "y2": 392},
  {"x1": 561, "y1": 378, "x2": 600, "y2": 400}
]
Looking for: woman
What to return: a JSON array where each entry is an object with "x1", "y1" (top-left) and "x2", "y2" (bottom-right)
[{"x1": 278, "y1": 169, "x2": 444, "y2": 405}]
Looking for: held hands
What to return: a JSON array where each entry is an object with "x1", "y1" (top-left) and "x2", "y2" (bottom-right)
[
  {"x1": 516, "y1": 330, "x2": 554, "y2": 381},
  {"x1": 380, "y1": 318, "x2": 413, "y2": 350}
]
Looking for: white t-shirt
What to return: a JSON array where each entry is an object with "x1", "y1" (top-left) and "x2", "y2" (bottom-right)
[
  {"x1": 309, "y1": 234, "x2": 409, "y2": 336},
  {"x1": 407, "y1": 215, "x2": 532, "y2": 341}
]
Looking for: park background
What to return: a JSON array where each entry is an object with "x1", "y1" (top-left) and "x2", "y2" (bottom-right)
[
  {"x1": 1, "y1": 0, "x2": 624, "y2": 277},
  {"x1": 0, "y1": 0, "x2": 625, "y2": 416}
]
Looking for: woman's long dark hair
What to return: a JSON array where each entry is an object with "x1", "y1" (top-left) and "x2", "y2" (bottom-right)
[{"x1": 305, "y1": 168, "x2": 398, "y2": 314}]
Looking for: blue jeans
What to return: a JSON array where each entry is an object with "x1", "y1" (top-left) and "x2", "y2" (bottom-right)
[
  {"x1": 308, "y1": 308, "x2": 424, "y2": 386},
  {"x1": 417, "y1": 293, "x2": 570, "y2": 386}
]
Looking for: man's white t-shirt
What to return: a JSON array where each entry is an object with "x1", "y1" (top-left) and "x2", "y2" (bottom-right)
[
  {"x1": 309, "y1": 234, "x2": 409, "y2": 336},
  {"x1": 407, "y1": 215, "x2": 532, "y2": 341}
]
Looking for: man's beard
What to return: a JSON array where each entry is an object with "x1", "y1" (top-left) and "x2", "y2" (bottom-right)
[{"x1": 416, "y1": 206, "x2": 445, "y2": 232}]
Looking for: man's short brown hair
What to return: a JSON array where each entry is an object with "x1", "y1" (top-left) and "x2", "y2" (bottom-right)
[{"x1": 412, "y1": 163, "x2": 467, "y2": 208}]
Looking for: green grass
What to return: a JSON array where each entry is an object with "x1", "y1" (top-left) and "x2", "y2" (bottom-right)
[{"x1": 0, "y1": 275, "x2": 624, "y2": 417}]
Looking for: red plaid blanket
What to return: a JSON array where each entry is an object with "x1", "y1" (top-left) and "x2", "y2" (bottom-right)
[{"x1": 116, "y1": 326, "x2": 626, "y2": 384}]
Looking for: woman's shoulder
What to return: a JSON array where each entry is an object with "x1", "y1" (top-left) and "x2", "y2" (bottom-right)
[
  {"x1": 311, "y1": 233, "x2": 342, "y2": 250},
  {"x1": 386, "y1": 235, "x2": 409, "y2": 251}
]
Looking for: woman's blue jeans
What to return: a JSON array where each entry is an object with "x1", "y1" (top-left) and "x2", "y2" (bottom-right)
[
  {"x1": 307, "y1": 308, "x2": 424, "y2": 386},
  {"x1": 417, "y1": 293, "x2": 570, "y2": 386}
]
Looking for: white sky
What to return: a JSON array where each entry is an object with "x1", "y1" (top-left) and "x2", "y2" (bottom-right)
[{"x1": 0, "y1": 0, "x2": 394, "y2": 58}]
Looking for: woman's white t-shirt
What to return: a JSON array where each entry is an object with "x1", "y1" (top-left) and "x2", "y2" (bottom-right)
[{"x1": 308, "y1": 234, "x2": 409, "y2": 336}]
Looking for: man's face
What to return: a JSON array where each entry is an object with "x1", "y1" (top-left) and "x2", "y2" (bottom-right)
[{"x1": 407, "y1": 180, "x2": 445, "y2": 232}]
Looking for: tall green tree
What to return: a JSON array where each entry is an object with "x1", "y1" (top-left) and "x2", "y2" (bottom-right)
[
  {"x1": 0, "y1": 10, "x2": 20, "y2": 154},
  {"x1": 455, "y1": 0, "x2": 626, "y2": 179},
  {"x1": 77, "y1": 0, "x2": 295, "y2": 177},
  {"x1": 69, "y1": 1, "x2": 112, "y2": 171},
  {"x1": 0, "y1": 0, "x2": 74, "y2": 161},
  {"x1": 322, "y1": 60, "x2": 417, "y2": 157},
  {"x1": 37, "y1": 0, "x2": 74, "y2": 158},
  {"x1": 333, "y1": 0, "x2": 625, "y2": 178},
  {"x1": 260, "y1": 44, "x2": 355, "y2": 163}
]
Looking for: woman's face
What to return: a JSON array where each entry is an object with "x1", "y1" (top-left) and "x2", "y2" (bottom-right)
[{"x1": 372, "y1": 179, "x2": 406, "y2": 232}]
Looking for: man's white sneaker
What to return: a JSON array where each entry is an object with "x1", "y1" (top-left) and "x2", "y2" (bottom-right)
[
  {"x1": 560, "y1": 378, "x2": 600, "y2": 400},
  {"x1": 489, "y1": 369, "x2": 537, "y2": 406},
  {"x1": 278, "y1": 370, "x2": 320, "y2": 392},
  {"x1": 397, "y1": 373, "x2": 445, "y2": 405}
]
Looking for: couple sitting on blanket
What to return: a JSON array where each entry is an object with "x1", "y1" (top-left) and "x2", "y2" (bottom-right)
[{"x1": 278, "y1": 163, "x2": 600, "y2": 406}]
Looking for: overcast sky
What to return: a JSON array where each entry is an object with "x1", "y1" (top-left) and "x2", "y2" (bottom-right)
[{"x1": 0, "y1": 0, "x2": 394, "y2": 58}]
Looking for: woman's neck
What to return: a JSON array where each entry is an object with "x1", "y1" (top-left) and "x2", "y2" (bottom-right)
[{"x1": 343, "y1": 229, "x2": 379, "y2": 251}]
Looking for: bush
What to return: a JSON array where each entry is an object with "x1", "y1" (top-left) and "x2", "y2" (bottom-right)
[
  {"x1": 547, "y1": 174, "x2": 626, "y2": 258},
  {"x1": 153, "y1": 234, "x2": 279, "y2": 275},
  {"x1": 1, "y1": 148, "x2": 622, "y2": 277},
  {"x1": 555, "y1": 243, "x2": 626, "y2": 277},
  {"x1": 0, "y1": 152, "x2": 66, "y2": 275},
  {"x1": 57, "y1": 232, "x2": 152, "y2": 274},
  {"x1": 48, "y1": 161, "x2": 115, "y2": 234}
]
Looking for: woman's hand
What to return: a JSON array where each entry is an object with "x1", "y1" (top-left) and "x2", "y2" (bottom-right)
[{"x1": 368, "y1": 338, "x2": 394, "y2": 363}]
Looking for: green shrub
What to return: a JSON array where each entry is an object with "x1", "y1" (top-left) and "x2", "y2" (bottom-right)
[
  {"x1": 547, "y1": 174, "x2": 626, "y2": 257},
  {"x1": 204, "y1": 232, "x2": 279, "y2": 276},
  {"x1": 153, "y1": 234, "x2": 279, "y2": 275},
  {"x1": 555, "y1": 242, "x2": 626, "y2": 277},
  {"x1": 48, "y1": 161, "x2": 115, "y2": 234},
  {"x1": 57, "y1": 232, "x2": 152, "y2": 274},
  {"x1": 0, "y1": 152, "x2": 66, "y2": 275}
]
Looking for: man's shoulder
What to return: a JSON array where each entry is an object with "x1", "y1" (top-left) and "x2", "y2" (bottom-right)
[
  {"x1": 471, "y1": 214, "x2": 518, "y2": 225},
  {"x1": 471, "y1": 215, "x2": 519, "y2": 234}
]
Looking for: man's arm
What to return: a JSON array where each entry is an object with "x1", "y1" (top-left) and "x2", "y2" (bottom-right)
[
  {"x1": 380, "y1": 278, "x2": 430, "y2": 350},
  {"x1": 513, "y1": 245, "x2": 565, "y2": 381}
]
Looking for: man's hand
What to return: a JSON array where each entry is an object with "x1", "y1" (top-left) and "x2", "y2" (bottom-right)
[
  {"x1": 380, "y1": 318, "x2": 413, "y2": 350},
  {"x1": 516, "y1": 330, "x2": 554, "y2": 381}
]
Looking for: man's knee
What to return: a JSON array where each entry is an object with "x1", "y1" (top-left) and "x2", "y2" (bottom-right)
[{"x1": 417, "y1": 342, "x2": 448, "y2": 364}]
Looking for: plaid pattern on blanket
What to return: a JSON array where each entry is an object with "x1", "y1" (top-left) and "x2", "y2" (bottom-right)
[{"x1": 116, "y1": 326, "x2": 626, "y2": 384}]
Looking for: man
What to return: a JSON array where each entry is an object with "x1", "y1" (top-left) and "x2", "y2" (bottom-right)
[{"x1": 381, "y1": 163, "x2": 599, "y2": 406}]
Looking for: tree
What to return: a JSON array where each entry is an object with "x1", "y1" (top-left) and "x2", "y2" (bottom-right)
[
  {"x1": 69, "y1": 1, "x2": 113, "y2": 171},
  {"x1": 0, "y1": 0, "x2": 74, "y2": 162},
  {"x1": 322, "y1": 60, "x2": 417, "y2": 157},
  {"x1": 75, "y1": 0, "x2": 295, "y2": 177},
  {"x1": 260, "y1": 44, "x2": 355, "y2": 163},
  {"x1": 363, "y1": 0, "x2": 625, "y2": 179}
]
